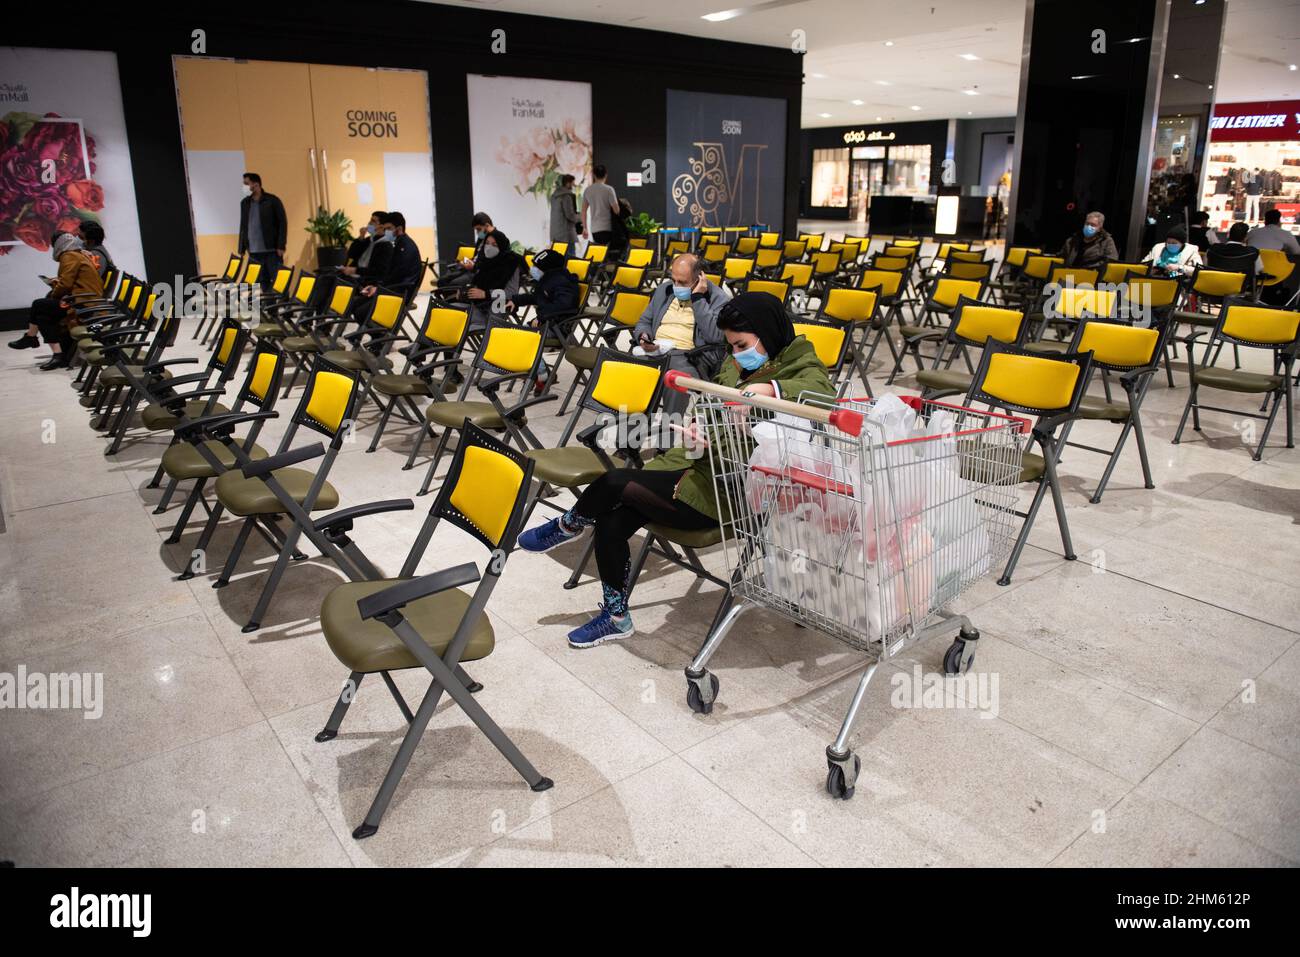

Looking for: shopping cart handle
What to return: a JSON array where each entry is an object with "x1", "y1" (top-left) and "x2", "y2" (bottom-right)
[{"x1": 663, "y1": 369, "x2": 865, "y2": 437}]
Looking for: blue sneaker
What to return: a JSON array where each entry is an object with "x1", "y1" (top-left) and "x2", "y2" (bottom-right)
[
  {"x1": 518, "y1": 516, "x2": 580, "y2": 553},
  {"x1": 567, "y1": 608, "x2": 634, "y2": 648}
]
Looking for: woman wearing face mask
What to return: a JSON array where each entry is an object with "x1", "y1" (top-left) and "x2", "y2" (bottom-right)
[
  {"x1": 1142, "y1": 224, "x2": 1202, "y2": 278},
  {"x1": 465, "y1": 229, "x2": 523, "y2": 330},
  {"x1": 10, "y1": 231, "x2": 103, "y2": 369},
  {"x1": 516, "y1": 291, "x2": 833, "y2": 648}
]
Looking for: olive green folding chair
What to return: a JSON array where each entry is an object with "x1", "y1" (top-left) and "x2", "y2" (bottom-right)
[
  {"x1": 413, "y1": 319, "x2": 552, "y2": 493},
  {"x1": 367, "y1": 301, "x2": 470, "y2": 455},
  {"x1": 911, "y1": 297, "x2": 1029, "y2": 399},
  {"x1": 1053, "y1": 317, "x2": 1172, "y2": 502},
  {"x1": 1174, "y1": 299, "x2": 1299, "y2": 460},
  {"x1": 963, "y1": 342, "x2": 1094, "y2": 584},
  {"x1": 74, "y1": 281, "x2": 158, "y2": 398},
  {"x1": 246, "y1": 266, "x2": 297, "y2": 341},
  {"x1": 853, "y1": 267, "x2": 908, "y2": 376},
  {"x1": 314, "y1": 421, "x2": 551, "y2": 839},
  {"x1": 155, "y1": 342, "x2": 286, "y2": 544},
  {"x1": 187, "y1": 358, "x2": 361, "y2": 632}
]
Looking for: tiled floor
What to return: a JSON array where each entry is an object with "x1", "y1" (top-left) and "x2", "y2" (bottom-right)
[{"x1": 1, "y1": 278, "x2": 1297, "y2": 867}]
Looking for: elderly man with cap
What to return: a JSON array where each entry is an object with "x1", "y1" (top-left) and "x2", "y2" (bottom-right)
[{"x1": 631, "y1": 253, "x2": 730, "y2": 415}]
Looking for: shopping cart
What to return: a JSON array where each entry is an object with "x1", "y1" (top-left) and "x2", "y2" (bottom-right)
[{"x1": 663, "y1": 371, "x2": 1030, "y2": 798}]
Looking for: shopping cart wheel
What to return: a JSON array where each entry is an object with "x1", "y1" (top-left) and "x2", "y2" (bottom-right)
[
  {"x1": 825, "y1": 751, "x2": 860, "y2": 800},
  {"x1": 943, "y1": 639, "x2": 975, "y2": 675},
  {"x1": 685, "y1": 669, "x2": 720, "y2": 715}
]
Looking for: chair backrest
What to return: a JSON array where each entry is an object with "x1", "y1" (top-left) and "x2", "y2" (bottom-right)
[
  {"x1": 1022, "y1": 255, "x2": 1063, "y2": 281},
  {"x1": 935, "y1": 242, "x2": 970, "y2": 261},
  {"x1": 779, "y1": 262, "x2": 814, "y2": 288},
  {"x1": 1046, "y1": 264, "x2": 1100, "y2": 288},
  {"x1": 270, "y1": 267, "x2": 293, "y2": 294},
  {"x1": 665, "y1": 239, "x2": 690, "y2": 258},
  {"x1": 745, "y1": 278, "x2": 790, "y2": 303},
  {"x1": 891, "y1": 238, "x2": 921, "y2": 249},
  {"x1": 930, "y1": 277, "x2": 985, "y2": 309},
  {"x1": 735, "y1": 236, "x2": 760, "y2": 255},
  {"x1": 233, "y1": 341, "x2": 287, "y2": 412},
  {"x1": 367, "y1": 291, "x2": 404, "y2": 330},
  {"x1": 1070, "y1": 319, "x2": 1165, "y2": 372},
  {"x1": 244, "y1": 261, "x2": 263, "y2": 286},
  {"x1": 222, "y1": 254, "x2": 242, "y2": 281},
  {"x1": 327, "y1": 280, "x2": 355, "y2": 317},
  {"x1": 948, "y1": 249, "x2": 988, "y2": 264},
  {"x1": 792, "y1": 320, "x2": 849, "y2": 370},
  {"x1": 1257, "y1": 248, "x2": 1296, "y2": 287},
  {"x1": 1190, "y1": 267, "x2": 1246, "y2": 298},
  {"x1": 799, "y1": 233, "x2": 824, "y2": 252},
  {"x1": 292, "y1": 272, "x2": 318, "y2": 304},
  {"x1": 611, "y1": 265, "x2": 646, "y2": 291},
  {"x1": 701, "y1": 242, "x2": 730, "y2": 263},
  {"x1": 945, "y1": 261, "x2": 994, "y2": 282},
  {"x1": 1004, "y1": 246, "x2": 1041, "y2": 269},
  {"x1": 585, "y1": 244, "x2": 609, "y2": 263},
  {"x1": 759, "y1": 231, "x2": 781, "y2": 248},
  {"x1": 1100, "y1": 261, "x2": 1149, "y2": 284},
  {"x1": 1122, "y1": 275, "x2": 1181, "y2": 311},
  {"x1": 882, "y1": 245, "x2": 918, "y2": 262},
  {"x1": 606, "y1": 290, "x2": 651, "y2": 329},
  {"x1": 856, "y1": 268, "x2": 904, "y2": 299},
  {"x1": 872, "y1": 255, "x2": 911, "y2": 273},
  {"x1": 967, "y1": 342, "x2": 1093, "y2": 416},
  {"x1": 755, "y1": 248, "x2": 783, "y2": 269},
  {"x1": 566, "y1": 258, "x2": 592, "y2": 281},
  {"x1": 818, "y1": 286, "x2": 878, "y2": 324},
  {"x1": 550, "y1": 242, "x2": 569, "y2": 256},
  {"x1": 288, "y1": 358, "x2": 360, "y2": 449},
  {"x1": 476, "y1": 320, "x2": 543, "y2": 375},
  {"x1": 724, "y1": 256, "x2": 756, "y2": 280},
  {"x1": 419, "y1": 303, "x2": 471, "y2": 349},
  {"x1": 629, "y1": 237, "x2": 649, "y2": 249},
  {"x1": 581, "y1": 348, "x2": 668, "y2": 419},
  {"x1": 949, "y1": 298, "x2": 1027, "y2": 348},
  {"x1": 1052, "y1": 285, "x2": 1117, "y2": 320},
  {"x1": 455, "y1": 244, "x2": 476, "y2": 262},
  {"x1": 624, "y1": 248, "x2": 654, "y2": 268},
  {"x1": 1206, "y1": 245, "x2": 1258, "y2": 277},
  {"x1": 781, "y1": 240, "x2": 807, "y2": 260},
  {"x1": 430, "y1": 421, "x2": 536, "y2": 556},
  {"x1": 1215, "y1": 299, "x2": 1300, "y2": 346}
]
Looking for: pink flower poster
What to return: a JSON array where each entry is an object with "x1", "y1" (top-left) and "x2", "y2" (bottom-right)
[
  {"x1": 0, "y1": 47, "x2": 144, "y2": 309},
  {"x1": 466, "y1": 74, "x2": 592, "y2": 252}
]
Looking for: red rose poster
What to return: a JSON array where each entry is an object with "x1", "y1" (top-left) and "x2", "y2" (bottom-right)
[{"x1": 0, "y1": 47, "x2": 144, "y2": 309}]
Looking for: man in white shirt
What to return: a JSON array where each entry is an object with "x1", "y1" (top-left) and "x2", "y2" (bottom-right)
[
  {"x1": 1247, "y1": 209, "x2": 1300, "y2": 256},
  {"x1": 582, "y1": 164, "x2": 620, "y2": 246}
]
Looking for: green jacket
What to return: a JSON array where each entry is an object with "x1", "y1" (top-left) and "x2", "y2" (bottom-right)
[{"x1": 645, "y1": 335, "x2": 834, "y2": 522}]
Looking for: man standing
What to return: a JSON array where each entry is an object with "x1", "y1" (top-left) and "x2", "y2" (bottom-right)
[
  {"x1": 238, "y1": 172, "x2": 287, "y2": 288},
  {"x1": 582, "y1": 164, "x2": 620, "y2": 246}
]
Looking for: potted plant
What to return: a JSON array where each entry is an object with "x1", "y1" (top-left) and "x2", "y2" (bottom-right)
[
  {"x1": 305, "y1": 207, "x2": 353, "y2": 269},
  {"x1": 626, "y1": 212, "x2": 663, "y2": 239}
]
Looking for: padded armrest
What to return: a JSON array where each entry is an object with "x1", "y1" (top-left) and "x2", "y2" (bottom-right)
[
  {"x1": 356, "y1": 562, "x2": 482, "y2": 621},
  {"x1": 240, "y1": 443, "x2": 325, "y2": 478},
  {"x1": 142, "y1": 358, "x2": 200, "y2": 373},
  {"x1": 159, "y1": 387, "x2": 226, "y2": 411},
  {"x1": 412, "y1": 357, "x2": 463, "y2": 377},
  {"x1": 477, "y1": 370, "x2": 530, "y2": 394},
  {"x1": 312, "y1": 499, "x2": 414, "y2": 533},
  {"x1": 178, "y1": 410, "x2": 278, "y2": 441},
  {"x1": 903, "y1": 330, "x2": 945, "y2": 344}
]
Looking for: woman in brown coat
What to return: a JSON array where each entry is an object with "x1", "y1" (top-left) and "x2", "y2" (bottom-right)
[{"x1": 9, "y1": 231, "x2": 104, "y2": 369}]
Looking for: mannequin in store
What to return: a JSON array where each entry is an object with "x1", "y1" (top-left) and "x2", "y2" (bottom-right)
[{"x1": 1244, "y1": 168, "x2": 1262, "y2": 223}]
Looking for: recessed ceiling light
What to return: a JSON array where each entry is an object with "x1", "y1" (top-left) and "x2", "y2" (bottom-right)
[
  {"x1": 818, "y1": 112, "x2": 832, "y2": 118},
  {"x1": 967, "y1": 111, "x2": 973, "y2": 115},
  {"x1": 811, "y1": 72, "x2": 827, "y2": 79},
  {"x1": 874, "y1": 80, "x2": 892, "y2": 86},
  {"x1": 883, "y1": 41, "x2": 894, "y2": 47},
  {"x1": 1291, "y1": 64, "x2": 1298, "y2": 71},
  {"x1": 875, "y1": 116, "x2": 883, "y2": 121},
  {"x1": 962, "y1": 89, "x2": 979, "y2": 96},
  {"x1": 959, "y1": 53, "x2": 980, "y2": 61},
  {"x1": 910, "y1": 105, "x2": 921, "y2": 111},
  {"x1": 701, "y1": 9, "x2": 742, "y2": 21},
  {"x1": 1172, "y1": 73, "x2": 1180, "y2": 79},
  {"x1": 851, "y1": 99, "x2": 864, "y2": 105}
]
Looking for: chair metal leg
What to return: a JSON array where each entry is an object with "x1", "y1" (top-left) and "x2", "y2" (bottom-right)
[
  {"x1": 1252, "y1": 388, "x2": 1285, "y2": 461},
  {"x1": 417, "y1": 428, "x2": 453, "y2": 496},
  {"x1": 164, "y1": 479, "x2": 207, "y2": 544},
  {"x1": 1042, "y1": 443, "x2": 1075, "y2": 561},
  {"x1": 316, "y1": 672, "x2": 364, "y2": 742},
  {"x1": 366, "y1": 397, "x2": 397, "y2": 453},
  {"x1": 1172, "y1": 386, "x2": 1197, "y2": 444},
  {"x1": 180, "y1": 502, "x2": 225, "y2": 580},
  {"x1": 563, "y1": 534, "x2": 598, "y2": 589},
  {"x1": 153, "y1": 476, "x2": 181, "y2": 514},
  {"x1": 998, "y1": 476, "x2": 1052, "y2": 586},
  {"x1": 240, "y1": 515, "x2": 307, "y2": 632},
  {"x1": 214, "y1": 517, "x2": 256, "y2": 589}
]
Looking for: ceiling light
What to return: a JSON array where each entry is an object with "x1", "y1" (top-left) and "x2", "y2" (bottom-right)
[
  {"x1": 851, "y1": 99, "x2": 864, "y2": 105},
  {"x1": 1290, "y1": 64, "x2": 1298, "y2": 71},
  {"x1": 874, "y1": 80, "x2": 892, "y2": 86},
  {"x1": 959, "y1": 53, "x2": 980, "y2": 61},
  {"x1": 1172, "y1": 73, "x2": 1180, "y2": 79},
  {"x1": 883, "y1": 41, "x2": 894, "y2": 47},
  {"x1": 910, "y1": 105, "x2": 921, "y2": 111},
  {"x1": 701, "y1": 9, "x2": 742, "y2": 21},
  {"x1": 811, "y1": 72, "x2": 827, "y2": 79},
  {"x1": 962, "y1": 89, "x2": 979, "y2": 96},
  {"x1": 818, "y1": 112, "x2": 832, "y2": 118},
  {"x1": 875, "y1": 116, "x2": 883, "y2": 122},
  {"x1": 967, "y1": 111, "x2": 973, "y2": 115}
]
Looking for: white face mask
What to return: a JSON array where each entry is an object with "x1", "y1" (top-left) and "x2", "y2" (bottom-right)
[
  {"x1": 483, "y1": 245, "x2": 500, "y2": 259},
  {"x1": 241, "y1": 184, "x2": 253, "y2": 198}
]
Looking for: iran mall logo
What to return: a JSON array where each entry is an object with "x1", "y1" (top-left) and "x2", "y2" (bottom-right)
[{"x1": 672, "y1": 140, "x2": 768, "y2": 228}]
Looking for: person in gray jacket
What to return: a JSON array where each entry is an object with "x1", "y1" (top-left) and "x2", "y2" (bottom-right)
[
  {"x1": 550, "y1": 175, "x2": 582, "y2": 247},
  {"x1": 633, "y1": 253, "x2": 730, "y2": 415}
]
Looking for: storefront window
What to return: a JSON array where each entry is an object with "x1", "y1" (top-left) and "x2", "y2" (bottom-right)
[
  {"x1": 1201, "y1": 105, "x2": 1300, "y2": 232},
  {"x1": 886, "y1": 144, "x2": 931, "y2": 197},
  {"x1": 851, "y1": 145, "x2": 886, "y2": 160},
  {"x1": 811, "y1": 147, "x2": 849, "y2": 207}
]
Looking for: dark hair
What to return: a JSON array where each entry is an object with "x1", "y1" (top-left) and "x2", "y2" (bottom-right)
[
  {"x1": 242, "y1": 172, "x2": 262, "y2": 186},
  {"x1": 593, "y1": 164, "x2": 607, "y2": 179},
  {"x1": 560, "y1": 174, "x2": 575, "y2": 188},
  {"x1": 1165, "y1": 224, "x2": 1187, "y2": 243},
  {"x1": 1192, "y1": 210, "x2": 1210, "y2": 225},
  {"x1": 79, "y1": 221, "x2": 105, "y2": 244},
  {"x1": 472, "y1": 211, "x2": 493, "y2": 227},
  {"x1": 1228, "y1": 222, "x2": 1249, "y2": 242},
  {"x1": 370, "y1": 210, "x2": 387, "y2": 222},
  {"x1": 381, "y1": 211, "x2": 405, "y2": 229},
  {"x1": 1264, "y1": 209, "x2": 1282, "y2": 225}
]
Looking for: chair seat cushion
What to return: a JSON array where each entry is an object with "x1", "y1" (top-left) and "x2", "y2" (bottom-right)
[
  {"x1": 1076, "y1": 394, "x2": 1131, "y2": 421},
  {"x1": 1191, "y1": 367, "x2": 1282, "y2": 393},
  {"x1": 100, "y1": 366, "x2": 172, "y2": 388},
  {"x1": 321, "y1": 579, "x2": 494, "y2": 673},
  {"x1": 252, "y1": 322, "x2": 287, "y2": 338},
  {"x1": 564, "y1": 346, "x2": 599, "y2": 370},
  {"x1": 141, "y1": 400, "x2": 229, "y2": 432},
  {"x1": 214, "y1": 466, "x2": 339, "y2": 516},
  {"x1": 915, "y1": 369, "x2": 973, "y2": 394},
  {"x1": 899, "y1": 323, "x2": 941, "y2": 340},
  {"x1": 1173, "y1": 310, "x2": 1217, "y2": 327},
  {"x1": 426, "y1": 400, "x2": 506, "y2": 429},
  {"x1": 645, "y1": 523, "x2": 722, "y2": 549},
  {"x1": 281, "y1": 336, "x2": 319, "y2": 353},
  {"x1": 161, "y1": 439, "x2": 269, "y2": 481},
  {"x1": 524, "y1": 446, "x2": 607, "y2": 487},
  {"x1": 1017, "y1": 450, "x2": 1046, "y2": 484},
  {"x1": 371, "y1": 373, "x2": 430, "y2": 397},
  {"x1": 1024, "y1": 340, "x2": 1069, "y2": 355},
  {"x1": 322, "y1": 349, "x2": 369, "y2": 370}
]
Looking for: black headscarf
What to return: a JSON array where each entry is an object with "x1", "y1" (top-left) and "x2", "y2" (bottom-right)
[
  {"x1": 473, "y1": 228, "x2": 522, "y2": 291},
  {"x1": 717, "y1": 291, "x2": 796, "y2": 378}
]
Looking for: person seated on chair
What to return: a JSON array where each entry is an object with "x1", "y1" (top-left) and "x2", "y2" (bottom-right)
[
  {"x1": 360, "y1": 211, "x2": 421, "y2": 299},
  {"x1": 506, "y1": 248, "x2": 579, "y2": 329},
  {"x1": 1142, "y1": 224, "x2": 1201, "y2": 278},
  {"x1": 1217, "y1": 221, "x2": 1265, "y2": 275},
  {"x1": 341, "y1": 210, "x2": 389, "y2": 279},
  {"x1": 77, "y1": 221, "x2": 114, "y2": 279},
  {"x1": 1059, "y1": 210, "x2": 1119, "y2": 269},
  {"x1": 9, "y1": 231, "x2": 104, "y2": 368},
  {"x1": 516, "y1": 292, "x2": 833, "y2": 649},
  {"x1": 1247, "y1": 208, "x2": 1300, "y2": 256},
  {"x1": 464, "y1": 228, "x2": 521, "y2": 331},
  {"x1": 632, "y1": 253, "x2": 730, "y2": 416},
  {"x1": 440, "y1": 212, "x2": 499, "y2": 289},
  {"x1": 1188, "y1": 210, "x2": 1219, "y2": 253}
]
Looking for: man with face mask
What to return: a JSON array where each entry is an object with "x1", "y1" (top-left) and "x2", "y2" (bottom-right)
[
  {"x1": 360, "y1": 211, "x2": 422, "y2": 299},
  {"x1": 631, "y1": 253, "x2": 729, "y2": 415},
  {"x1": 343, "y1": 211, "x2": 393, "y2": 283},
  {"x1": 238, "y1": 172, "x2": 287, "y2": 288},
  {"x1": 1059, "y1": 210, "x2": 1119, "y2": 268},
  {"x1": 10, "y1": 231, "x2": 103, "y2": 369}
]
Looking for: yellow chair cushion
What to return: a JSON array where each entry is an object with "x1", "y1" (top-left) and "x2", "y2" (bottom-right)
[
  {"x1": 214, "y1": 467, "x2": 339, "y2": 516},
  {"x1": 321, "y1": 579, "x2": 494, "y2": 673},
  {"x1": 161, "y1": 440, "x2": 269, "y2": 481}
]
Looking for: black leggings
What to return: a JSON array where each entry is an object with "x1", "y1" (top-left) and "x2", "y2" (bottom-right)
[
  {"x1": 572, "y1": 468, "x2": 715, "y2": 592},
  {"x1": 31, "y1": 298, "x2": 71, "y2": 348}
]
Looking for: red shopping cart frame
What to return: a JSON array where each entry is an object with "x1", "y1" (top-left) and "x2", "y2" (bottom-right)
[{"x1": 838, "y1": 394, "x2": 1031, "y2": 444}]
